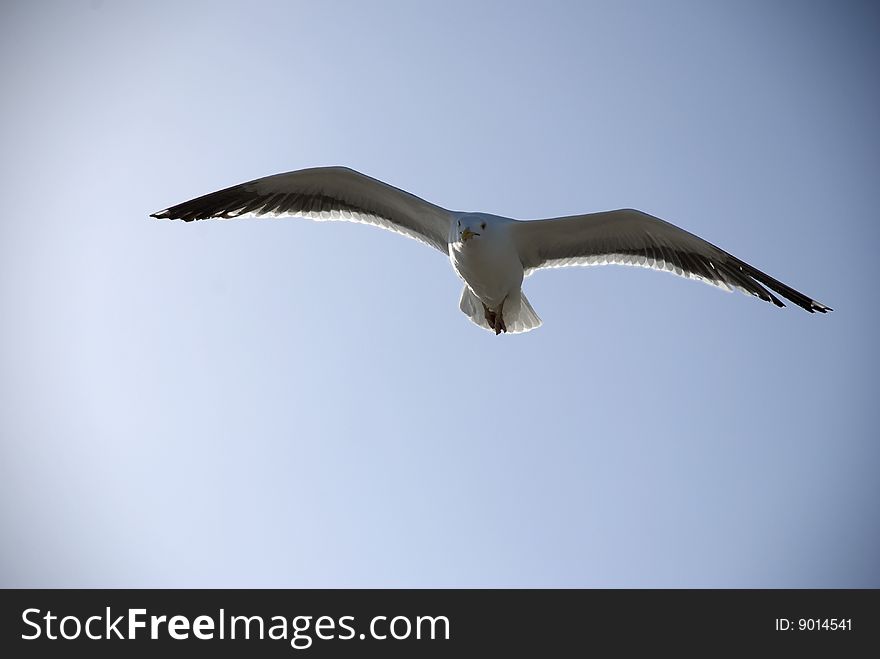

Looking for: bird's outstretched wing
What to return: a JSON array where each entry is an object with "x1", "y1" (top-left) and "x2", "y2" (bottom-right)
[
  {"x1": 151, "y1": 166, "x2": 454, "y2": 253},
  {"x1": 511, "y1": 209, "x2": 831, "y2": 313}
]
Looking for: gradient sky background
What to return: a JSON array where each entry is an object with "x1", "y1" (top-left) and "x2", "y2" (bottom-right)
[{"x1": 1, "y1": 0, "x2": 878, "y2": 587}]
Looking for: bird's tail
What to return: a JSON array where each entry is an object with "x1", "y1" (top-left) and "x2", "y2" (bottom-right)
[{"x1": 459, "y1": 286, "x2": 542, "y2": 334}]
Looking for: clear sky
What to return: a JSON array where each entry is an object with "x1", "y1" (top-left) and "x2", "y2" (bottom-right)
[{"x1": 1, "y1": 0, "x2": 877, "y2": 587}]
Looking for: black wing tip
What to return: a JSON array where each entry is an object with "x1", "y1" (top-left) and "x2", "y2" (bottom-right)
[
  {"x1": 729, "y1": 256, "x2": 832, "y2": 315},
  {"x1": 150, "y1": 209, "x2": 199, "y2": 222},
  {"x1": 769, "y1": 296, "x2": 833, "y2": 313},
  {"x1": 772, "y1": 298, "x2": 832, "y2": 313},
  {"x1": 783, "y1": 297, "x2": 832, "y2": 314}
]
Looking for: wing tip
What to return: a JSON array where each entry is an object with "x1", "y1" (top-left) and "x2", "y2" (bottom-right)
[
  {"x1": 768, "y1": 295, "x2": 833, "y2": 313},
  {"x1": 150, "y1": 209, "x2": 198, "y2": 222}
]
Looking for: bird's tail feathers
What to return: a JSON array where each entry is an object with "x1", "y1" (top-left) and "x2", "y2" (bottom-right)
[{"x1": 459, "y1": 286, "x2": 542, "y2": 334}]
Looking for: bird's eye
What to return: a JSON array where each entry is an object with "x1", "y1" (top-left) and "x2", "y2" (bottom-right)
[{"x1": 481, "y1": 222, "x2": 486, "y2": 230}]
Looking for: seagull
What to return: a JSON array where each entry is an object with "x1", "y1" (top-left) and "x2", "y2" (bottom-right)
[{"x1": 151, "y1": 166, "x2": 831, "y2": 334}]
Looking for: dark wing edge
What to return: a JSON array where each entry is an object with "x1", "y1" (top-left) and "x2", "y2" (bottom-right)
[
  {"x1": 150, "y1": 166, "x2": 453, "y2": 253},
  {"x1": 513, "y1": 209, "x2": 832, "y2": 314}
]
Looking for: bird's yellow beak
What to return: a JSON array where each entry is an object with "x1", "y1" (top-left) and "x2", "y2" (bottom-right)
[{"x1": 461, "y1": 228, "x2": 478, "y2": 243}]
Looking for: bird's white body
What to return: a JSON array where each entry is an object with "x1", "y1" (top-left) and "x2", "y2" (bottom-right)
[
  {"x1": 448, "y1": 213, "x2": 522, "y2": 309},
  {"x1": 151, "y1": 166, "x2": 831, "y2": 334},
  {"x1": 447, "y1": 213, "x2": 542, "y2": 334}
]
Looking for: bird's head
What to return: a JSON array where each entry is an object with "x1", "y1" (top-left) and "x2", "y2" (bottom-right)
[{"x1": 456, "y1": 215, "x2": 489, "y2": 245}]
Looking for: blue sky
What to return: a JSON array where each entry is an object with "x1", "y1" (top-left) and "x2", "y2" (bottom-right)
[{"x1": 1, "y1": 0, "x2": 877, "y2": 587}]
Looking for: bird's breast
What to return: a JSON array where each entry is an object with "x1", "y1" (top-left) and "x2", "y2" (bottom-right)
[{"x1": 449, "y1": 238, "x2": 523, "y2": 308}]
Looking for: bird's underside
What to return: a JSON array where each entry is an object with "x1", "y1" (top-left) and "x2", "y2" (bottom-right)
[{"x1": 151, "y1": 166, "x2": 831, "y2": 335}]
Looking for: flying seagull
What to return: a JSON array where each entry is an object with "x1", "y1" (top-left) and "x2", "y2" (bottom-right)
[{"x1": 151, "y1": 166, "x2": 831, "y2": 334}]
